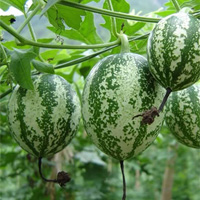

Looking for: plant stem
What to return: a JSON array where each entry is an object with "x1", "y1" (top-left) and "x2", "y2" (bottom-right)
[
  {"x1": 54, "y1": 44, "x2": 118, "y2": 69},
  {"x1": 107, "y1": 0, "x2": 118, "y2": 38},
  {"x1": 38, "y1": 157, "x2": 58, "y2": 183},
  {"x1": 23, "y1": 11, "x2": 45, "y2": 62},
  {"x1": 0, "y1": 42, "x2": 8, "y2": 61},
  {"x1": 158, "y1": 88, "x2": 172, "y2": 112},
  {"x1": 17, "y1": 3, "x2": 42, "y2": 34},
  {"x1": 0, "y1": 20, "x2": 122, "y2": 49},
  {"x1": 38, "y1": 157, "x2": 70, "y2": 187},
  {"x1": 59, "y1": 0, "x2": 160, "y2": 23},
  {"x1": 193, "y1": 12, "x2": 200, "y2": 18},
  {"x1": 118, "y1": 31, "x2": 130, "y2": 53},
  {"x1": 24, "y1": 13, "x2": 37, "y2": 41},
  {"x1": 120, "y1": 160, "x2": 126, "y2": 200},
  {"x1": 55, "y1": 34, "x2": 149, "y2": 70},
  {"x1": 171, "y1": 0, "x2": 181, "y2": 12},
  {"x1": 0, "y1": 89, "x2": 13, "y2": 99}
]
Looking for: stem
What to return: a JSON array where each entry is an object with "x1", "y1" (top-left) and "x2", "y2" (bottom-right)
[
  {"x1": 0, "y1": 42, "x2": 8, "y2": 61},
  {"x1": 55, "y1": 43, "x2": 118, "y2": 69},
  {"x1": 193, "y1": 12, "x2": 200, "y2": 18},
  {"x1": 59, "y1": 0, "x2": 160, "y2": 23},
  {"x1": 107, "y1": 0, "x2": 118, "y2": 38},
  {"x1": 0, "y1": 20, "x2": 121, "y2": 49},
  {"x1": 120, "y1": 160, "x2": 126, "y2": 200},
  {"x1": 171, "y1": 0, "x2": 181, "y2": 12},
  {"x1": 38, "y1": 157, "x2": 57, "y2": 183},
  {"x1": 118, "y1": 31, "x2": 130, "y2": 53},
  {"x1": 23, "y1": 11, "x2": 45, "y2": 62},
  {"x1": 38, "y1": 157, "x2": 71, "y2": 187},
  {"x1": 55, "y1": 34, "x2": 148, "y2": 70},
  {"x1": 0, "y1": 89, "x2": 13, "y2": 99},
  {"x1": 24, "y1": 13, "x2": 37, "y2": 41},
  {"x1": 17, "y1": 3, "x2": 42, "y2": 34},
  {"x1": 158, "y1": 88, "x2": 172, "y2": 112}
]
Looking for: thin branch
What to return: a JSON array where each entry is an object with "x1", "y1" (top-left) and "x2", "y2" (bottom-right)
[
  {"x1": 55, "y1": 33, "x2": 149, "y2": 70},
  {"x1": 158, "y1": 88, "x2": 172, "y2": 112},
  {"x1": 171, "y1": 0, "x2": 181, "y2": 12},
  {"x1": 38, "y1": 157, "x2": 70, "y2": 187},
  {"x1": 107, "y1": 0, "x2": 118, "y2": 38},
  {"x1": 0, "y1": 89, "x2": 13, "y2": 99},
  {"x1": 59, "y1": 0, "x2": 160, "y2": 23},
  {"x1": 0, "y1": 42, "x2": 8, "y2": 61},
  {"x1": 0, "y1": 20, "x2": 121, "y2": 49},
  {"x1": 120, "y1": 160, "x2": 126, "y2": 200},
  {"x1": 17, "y1": 3, "x2": 42, "y2": 34}
]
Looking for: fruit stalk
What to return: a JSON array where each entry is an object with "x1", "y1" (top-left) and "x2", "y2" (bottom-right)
[
  {"x1": 38, "y1": 157, "x2": 71, "y2": 187},
  {"x1": 120, "y1": 160, "x2": 126, "y2": 200},
  {"x1": 132, "y1": 88, "x2": 172, "y2": 125},
  {"x1": 158, "y1": 88, "x2": 172, "y2": 112}
]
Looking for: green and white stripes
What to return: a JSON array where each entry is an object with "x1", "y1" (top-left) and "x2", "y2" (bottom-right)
[
  {"x1": 8, "y1": 74, "x2": 81, "y2": 157},
  {"x1": 147, "y1": 12, "x2": 200, "y2": 91},
  {"x1": 165, "y1": 84, "x2": 200, "y2": 148},
  {"x1": 82, "y1": 53, "x2": 165, "y2": 160}
]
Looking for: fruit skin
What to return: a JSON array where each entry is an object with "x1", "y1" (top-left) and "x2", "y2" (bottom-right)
[
  {"x1": 147, "y1": 12, "x2": 200, "y2": 91},
  {"x1": 82, "y1": 53, "x2": 165, "y2": 160},
  {"x1": 8, "y1": 74, "x2": 81, "y2": 157},
  {"x1": 165, "y1": 84, "x2": 200, "y2": 148}
]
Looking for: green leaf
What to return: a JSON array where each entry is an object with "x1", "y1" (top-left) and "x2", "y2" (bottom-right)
[
  {"x1": 155, "y1": 10, "x2": 176, "y2": 17},
  {"x1": 40, "y1": 0, "x2": 60, "y2": 17},
  {"x1": 126, "y1": 22, "x2": 146, "y2": 35},
  {"x1": 48, "y1": 12, "x2": 103, "y2": 44},
  {"x1": 101, "y1": 0, "x2": 131, "y2": 41},
  {"x1": 0, "y1": 0, "x2": 27, "y2": 12},
  {"x1": 47, "y1": 4, "x2": 85, "y2": 31},
  {"x1": 10, "y1": 48, "x2": 37, "y2": 90},
  {"x1": 0, "y1": 15, "x2": 16, "y2": 25},
  {"x1": 31, "y1": 59, "x2": 55, "y2": 74},
  {"x1": 1, "y1": 41, "x2": 30, "y2": 50},
  {"x1": 78, "y1": 57, "x2": 99, "y2": 78},
  {"x1": 81, "y1": 0, "x2": 101, "y2": 3},
  {"x1": 0, "y1": 1, "x2": 9, "y2": 11}
]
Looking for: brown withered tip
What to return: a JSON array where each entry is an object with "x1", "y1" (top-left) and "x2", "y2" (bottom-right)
[
  {"x1": 132, "y1": 107, "x2": 159, "y2": 125},
  {"x1": 57, "y1": 171, "x2": 71, "y2": 187}
]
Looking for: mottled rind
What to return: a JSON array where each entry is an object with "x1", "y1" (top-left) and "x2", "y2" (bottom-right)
[
  {"x1": 82, "y1": 53, "x2": 165, "y2": 160},
  {"x1": 147, "y1": 12, "x2": 200, "y2": 91},
  {"x1": 8, "y1": 74, "x2": 81, "y2": 157},
  {"x1": 165, "y1": 84, "x2": 200, "y2": 148}
]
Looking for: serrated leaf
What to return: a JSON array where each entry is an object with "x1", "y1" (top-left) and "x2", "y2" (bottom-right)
[
  {"x1": 0, "y1": 15, "x2": 16, "y2": 25},
  {"x1": 155, "y1": 10, "x2": 176, "y2": 17},
  {"x1": 40, "y1": 0, "x2": 60, "y2": 17},
  {"x1": 0, "y1": 0, "x2": 27, "y2": 12},
  {"x1": 126, "y1": 22, "x2": 146, "y2": 35},
  {"x1": 101, "y1": 0, "x2": 130, "y2": 40},
  {"x1": 10, "y1": 48, "x2": 37, "y2": 90},
  {"x1": 32, "y1": 59, "x2": 54, "y2": 74},
  {"x1": 48, "y1": 12, "x2": 103, "y2": 44},
  {"x1": 47, "y1": 4, "x2": 85, "y2": 30}
]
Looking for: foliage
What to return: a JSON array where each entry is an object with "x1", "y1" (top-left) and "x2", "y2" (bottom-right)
[{"x1": 0, "y1": 0, "x2": 200, "y2": 199}]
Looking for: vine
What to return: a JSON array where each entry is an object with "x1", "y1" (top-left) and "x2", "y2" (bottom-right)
[{"x1": 58, "y1": 0, "x2": 161, "y2": 23}]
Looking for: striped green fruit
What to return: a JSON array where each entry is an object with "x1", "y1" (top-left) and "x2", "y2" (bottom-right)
[
  {"x1": 147, "y1": 11, "x2": 200, "y2": 91},
  {"x1": 8, "y1": 74, "x2": 81, "y2": 157},
  {"x1": 82, "y1": 53, "x2": 165, "y2": 160},
  {"x1": 165, "y1": 84, "x2": 200, "y2": 148}
]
